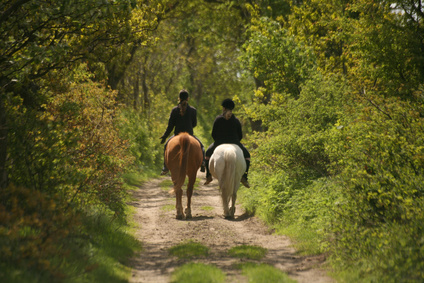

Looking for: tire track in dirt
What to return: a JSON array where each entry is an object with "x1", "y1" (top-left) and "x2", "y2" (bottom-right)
[{"x1": 129, "y1": 172, "x2": 334, "y2": 283}]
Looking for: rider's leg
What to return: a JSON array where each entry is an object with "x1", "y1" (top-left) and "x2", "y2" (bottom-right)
[
  {"x1": 161, "y1": 137, "x2": 173, "y2": 175},
  {"x1": 193, "y1": 135, "x2": 206, "y2": 172},
  {"x1": 240, "y1": 144, "x2": 251, "y2": 188},
  {"x1": 204, "y1": 157, "x2": 212, "y2": 184},
  {"x1": 200, "y1": 144, "x2": 206, "y2": 172},
  {"x1": 244, "y1": 159, "x2": 250, "y2": 177},
  {"x1": 241, "y1": 158, "x2": 251, "y2": 188},
  {"x1": 204, "y1": 144, "x2": 215, "y2": 185}
]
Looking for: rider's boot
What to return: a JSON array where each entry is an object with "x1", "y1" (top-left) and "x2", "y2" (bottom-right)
[
  {"x1": 203, "y1": 159, "x2": 212, "y2": 185},
  {"x1": 240, "y1": 159, "x2": 250, "y2": 188},
  {"x1": 160, "y1": 165, "x2": 169, "y2": 175},
  {"x1": 200, "y1": 147, "x2": 206, "y2": 172},
  {"x1": 200, "y1": 160, "x2": 206, "y2": 172},
  {"x1": 161, "y1": 159, "x2": 169, "y2": 175},
  {"x1": 241, "y1": 173, "x2": 250, "y2": 188}
]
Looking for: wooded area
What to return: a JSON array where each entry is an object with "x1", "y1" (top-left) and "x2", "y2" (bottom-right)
[{"x1": 1, "y1": 0, "x2": 423, "y2": 282}]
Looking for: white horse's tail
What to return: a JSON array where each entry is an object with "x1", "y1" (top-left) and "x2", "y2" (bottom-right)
[
  {"x1": 221, "y1": 149, "x2": 237, "y2": 205},
  {"x1": 210, "y1": 144, "x2": 246, "y2": 218}
]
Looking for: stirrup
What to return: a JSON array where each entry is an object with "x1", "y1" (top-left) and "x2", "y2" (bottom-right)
[{"x1": 160, "y1": 169, "x2": 169, "y2": 176}]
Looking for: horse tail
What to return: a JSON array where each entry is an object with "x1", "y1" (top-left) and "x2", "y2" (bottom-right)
[
  {"x1": 176, "y1": 133, "x2": 190, "y2": 190},
  {"x1": 222, "y1": 149, "x2": 236, "y2": 204}
]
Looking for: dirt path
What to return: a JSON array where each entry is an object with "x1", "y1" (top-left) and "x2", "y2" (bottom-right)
[{"x1": 129, "y1": 172, "x2": 334, "y2": 283}]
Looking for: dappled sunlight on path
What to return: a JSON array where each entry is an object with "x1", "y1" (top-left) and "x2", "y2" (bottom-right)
[{"x1": 129, "y1": 171, "x2": 333, "y2": 283}]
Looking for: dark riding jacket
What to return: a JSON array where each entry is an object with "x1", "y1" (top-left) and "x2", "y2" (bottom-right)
[
  {"x1": 211, "y1": 114, "x2": 243, "y2": 144},
  {"x1": 206, "y1": 113, "x2": 250, "y2": 158},
  {"x1": 162, "y1": 104, "x2": 197, "y2": 139}
]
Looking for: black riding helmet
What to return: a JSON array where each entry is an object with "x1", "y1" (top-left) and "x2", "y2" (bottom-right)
[
  {"x1": 221, "y1": 98, "x2": 235, "y2": 110},
  {"x1": 179, "y1": 89, "x2": 189, "y2": 101}
]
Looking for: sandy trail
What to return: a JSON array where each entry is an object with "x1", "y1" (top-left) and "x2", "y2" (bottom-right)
[{"x1": 129, "y1": 172, "x2": 333, "y2": 283}]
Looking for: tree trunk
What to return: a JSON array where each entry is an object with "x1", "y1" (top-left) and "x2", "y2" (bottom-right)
[
  {"x1": 141, "y1": 64, "x2": 150, "y2": 111},
  {"x1": 0, "y1": 92, "x2": 8, "y2": 189},
  {"x1": 133, "y1": 70, "x2": 140, "y2": 110}
]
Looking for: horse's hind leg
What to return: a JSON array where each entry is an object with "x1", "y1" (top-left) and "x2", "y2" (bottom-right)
[
  {"x1": 230, "y1": 190, "x2": 237, "y2": 218},
  {"x1": 184, "y1": 175, "x2": 195, "y2": 219},
  {"x1": 222, "y1": 192, "x2": 231, "y2": 219},
  {"x1": 175, "y1": 186, "x2": 184, "y2": 219}
]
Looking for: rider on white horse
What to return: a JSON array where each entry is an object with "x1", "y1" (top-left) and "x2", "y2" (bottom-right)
[{"x1": 204, "y1": 98, "x2": 251, "y2": 188}]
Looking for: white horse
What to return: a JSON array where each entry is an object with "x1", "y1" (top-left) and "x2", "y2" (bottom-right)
[{"x1": 209, "y1": 144, "x2": 246, "y2": 219}]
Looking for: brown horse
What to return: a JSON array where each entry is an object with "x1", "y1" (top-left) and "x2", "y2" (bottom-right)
[{"x1": 165, "y1": 132, "x2": 203, "y2": 219}]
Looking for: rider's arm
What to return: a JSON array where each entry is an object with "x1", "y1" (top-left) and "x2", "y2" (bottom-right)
[
  {"x1": 192, "y1": 108, "x2": 197, "y2": 128},
  {"x1": 162, "y1": 108, "x2": 177, "y2": 138},
  {"x1": 236, "y1": 118, "x2": 243, "y2": 141}
]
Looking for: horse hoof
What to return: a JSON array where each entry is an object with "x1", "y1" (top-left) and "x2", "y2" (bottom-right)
[
  {"x1": 230, "y1": 209, "x2": 235, "y2": 218},
  {"x1": 224, "y1": 215, "x2": 233, "y2": 220},
  {"x1": 176, "y1": 214, "x2": 184, "y2": 220},
  {"x1": 184, "y1": 208, "x2": 192, "y2": 219}
]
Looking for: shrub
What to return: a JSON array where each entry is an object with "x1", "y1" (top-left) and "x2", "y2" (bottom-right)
[
  {"x1": 327, "y1": 92, "x2": 424, "y2": 281},
  {"x1": 0, "y1": 184, "x2": 80, "y2": 281},
  {"x1": 2, "y1": 65, "x2": 135, "y2": 279}
]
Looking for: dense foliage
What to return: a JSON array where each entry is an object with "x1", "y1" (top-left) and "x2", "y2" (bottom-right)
[
  {"x1": 239, "y1": 1, "x2": 424, "y2": 281},
  {"x1": 1, "y1": 0, "x2": 423, "y2": 281},
  {"x1": 1, "y1": 0, "x2": 160, "y2": 281}
]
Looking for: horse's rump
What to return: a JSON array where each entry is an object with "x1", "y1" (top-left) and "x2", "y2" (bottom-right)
[
  {"x1": 210, "y1": 144, "x2": 245, "y2": 180},
  {"x1": 165, "y1": 133, "x2": 203, "y2": 189},
  {"x1": 165, "y1": 133, "x2": 203, "y2": 219},
  {"x1": 210, "y1": 144, "x2": 246, "y2": 207}
]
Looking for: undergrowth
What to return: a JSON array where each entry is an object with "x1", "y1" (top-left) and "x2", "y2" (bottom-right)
[
  {"x1": 168, "y1": 240, "x2": 209, "y2": 259},
  {"x1": 171, "y1": 263, "x2": 225, "y2": 283},
  {"x1": 237, "y1": 263, "x2": 297, "y2": 283},
  {"x1": 0, "y1": 204, "x2": 142, "y2": 283},
  {"x1": 228, "y1": 245, "x2": 267, "y2": 260}
]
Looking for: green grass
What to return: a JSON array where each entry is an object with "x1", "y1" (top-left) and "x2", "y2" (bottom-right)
[
  {"x1": 159, "y1": 179, "x2": 173, "y2": 190},
  {"x1": 3, "y1": 213, "x2": 141, "y2": 283},
  {"x1": 0, "y1": 265, "x2": 49, "y2": 283},
  {"x1": 274, "y1": 223, "x2": 322, "y2": 256},
  {"x1": 237, "y1": 263, "x2": 296, "y2": 283},
  {"x1": 228, "y1": 245, "x2": 267, "y2": 260},
  {"x1": 168, "y1": 241, "x2": 209, "y2": 259},
  {"x1": 171, "y1": 262, "x2": 225, "y2": 283},
  {"x1": 159, "y1": 178, "x2": 200, "y2": 191},
  {"x1": 201, "y1": 206, "x2": 214, "y2": 211},
  {"x1": 122, "y1": 172, "x2": 148, "y2": 187},
  {"x1": 161, "y1": 204, "x2": 175, "y2": 212},
  {"x1": 67, "y1": 210, "x2": 142, "y2": 283},
  {"x1": 0, "y1": 203, "x2": 142, "y2": 283}
]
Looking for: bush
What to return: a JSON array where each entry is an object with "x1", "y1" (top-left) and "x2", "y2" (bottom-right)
[
  {"x1": 2, "y1": 65, "x2": 136, "y2": 280},
  {"x1": 115, "y1": 108, "x2": 162, "y2": 174},
  {"x1": 240, "y1": 11, "x2": 424, "y2": 283},
  {"x1": 7, "y1": 65, "x2": 132, "y2": 215},
  {"x1": 327, "y1": 92, "x2": 424, "y2": 281},
  {"x1": 0, "y1": 184, "x2": 80, "y2": 282}
]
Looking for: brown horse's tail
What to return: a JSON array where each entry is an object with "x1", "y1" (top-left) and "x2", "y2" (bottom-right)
[{"x1": 175, "y1": 133, "x2": 191, "y2": 190}]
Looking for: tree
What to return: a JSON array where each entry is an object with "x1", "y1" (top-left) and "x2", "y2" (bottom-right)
[
  {"x1": 346, "y1": 0, "x2": 424, "y2": 99},
  {"x1": 283, "y1": 0, "x2": 356, "y2": 75},
  {"x1": 115, "y1": 0, "x2": 256, "y2": 146},
  {"x1": 0, "y1": 0, "x2": 160, "y2": 189},
  {"x1": 240, "y1": 2, "x2": 424, "y2": 280}
]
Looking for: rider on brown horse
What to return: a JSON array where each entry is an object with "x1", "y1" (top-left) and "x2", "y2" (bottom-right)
[
  {"x1": 203, "y1": 98, "x2": 250, "y2": 188},
  {"x1": 160, "y1": 89, "x2": 205, "y2": 175}
]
